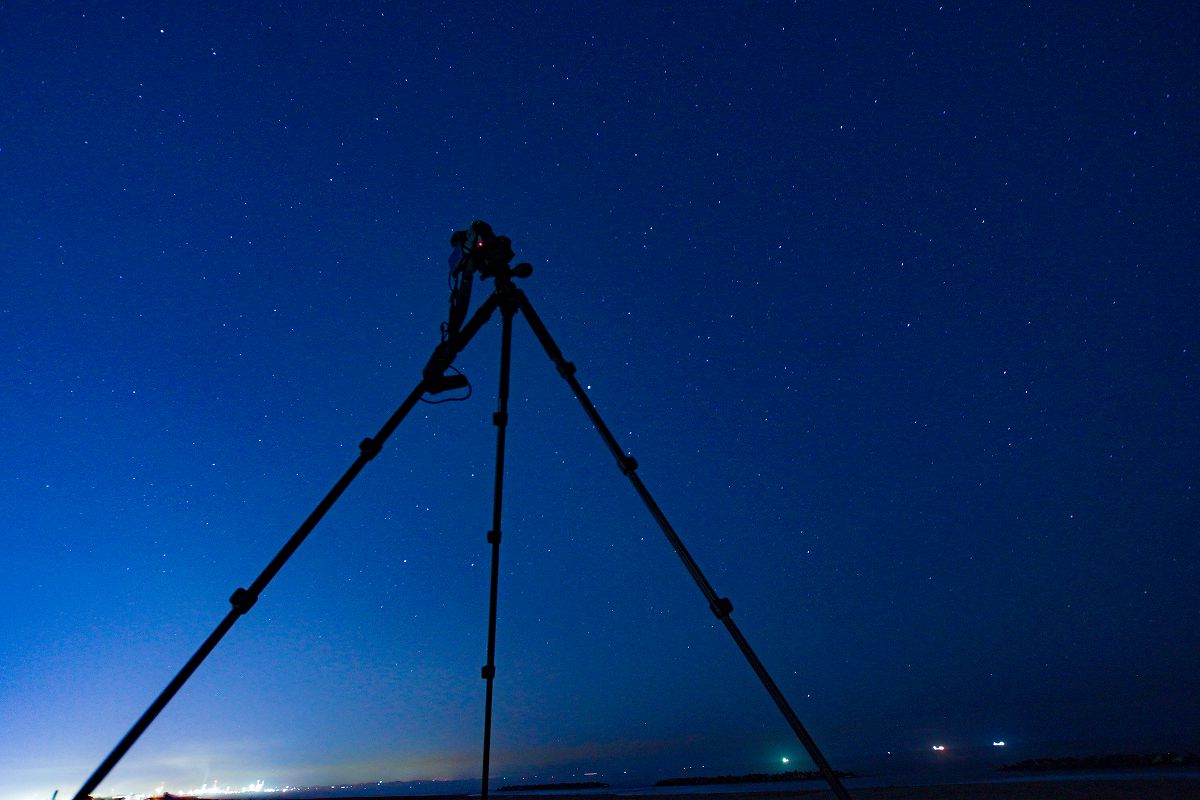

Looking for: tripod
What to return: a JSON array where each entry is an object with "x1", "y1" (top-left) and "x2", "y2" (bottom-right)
[{"x1": 71, "y1": 225, "x2": 853, "y2": 800}]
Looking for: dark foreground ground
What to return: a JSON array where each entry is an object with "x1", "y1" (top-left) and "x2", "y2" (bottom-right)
[
  {"x1": 787, "y1": 779, "x2": 1200, "y2": 798},
  {"x1": 414, "y1": 782, "x2": 1200, "y2": 800}
]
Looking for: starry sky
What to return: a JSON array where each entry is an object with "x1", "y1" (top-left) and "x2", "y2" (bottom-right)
[{"x1": 2, "y1": 2, "x2": 1197, "y2": 799}]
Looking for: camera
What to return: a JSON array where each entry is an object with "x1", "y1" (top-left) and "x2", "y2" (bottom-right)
[{"x1": 449, "y1": 220, "x2": 516, "y2": 280}]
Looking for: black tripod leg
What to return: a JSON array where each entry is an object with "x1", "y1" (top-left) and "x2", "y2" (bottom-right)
[
  {"x1": 480, "y1": 294, "x2": 516, "y2": 800},
  {"x1": 512, "y1": 289, "x2": 853, "y2": 800},
  {"x1": 71, "y1": 293, "x2": 502, "y2": 800}
]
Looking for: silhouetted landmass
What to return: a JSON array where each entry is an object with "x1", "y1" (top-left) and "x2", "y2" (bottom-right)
[
  {"x1": 654, "y1": 769, "x2": 853, "y2": 787},
  {"x1": 497, "y1": 782, "x2": 609, "y2": 792},
  {"x1": 1000, "y1": 752, "x2": 1200, "y2": 772},
  {"x1": 162, "y1": 783, "x2": 1200, "y2": 800}
]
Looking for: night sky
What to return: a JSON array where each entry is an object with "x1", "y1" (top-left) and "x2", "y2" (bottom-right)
[{"x1": 2, "y1": 2, "x2": 1197, "y2": 799}]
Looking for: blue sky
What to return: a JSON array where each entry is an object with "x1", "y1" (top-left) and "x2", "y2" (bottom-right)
[{"x1": 1, "y1": 3, "x2": 1197, "y2": 799}]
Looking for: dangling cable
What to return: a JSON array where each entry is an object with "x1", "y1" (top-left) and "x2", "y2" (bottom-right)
[{"x1": 420, "y1": 365, "x2": 472, "y2": 404}]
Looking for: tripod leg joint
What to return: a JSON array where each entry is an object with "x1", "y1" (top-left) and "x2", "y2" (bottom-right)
[
  {"x1": 359, "y1": 437, "x2": 382, "y2": 460},
  {"x1": 481, "y1": 665, "x2": 496, "y2": 680},
  {"x1": 557, "y1": 360, "x2": 576, "y2": 378},
  {"x1": 618, "y1": 454, "x2": 638, "y2": 474},
  {"x1": 487, "y1": 529, "x2": 502, "y2": 544},
  {"x1": 492, "y1": 411, "x2": 508, "y2": 427},
  {"x1": 229, "y1": 587, "x2": 258, "y2": 615},
  {"x1": 709, "y1": 597, "x2": 734, "y2": 619}
]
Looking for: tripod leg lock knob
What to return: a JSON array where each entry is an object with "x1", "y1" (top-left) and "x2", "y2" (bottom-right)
[
  {"x1": 481, "y1": 665, "x2": 496, "y2": 680},
  {"x1": 619, "y1": 455, "x2": 639, "y2": 474},
  {"x1": 487, "y1": 529, "x2": 502, "y2": 544},
  {"x1": 710, "y1": 597, "x2": 734, "y2": 619},
  {"x1": 493, "y1": 411, "x2": 508, "y2": 427},
  {"x1": 230, "y1": 587, "x2": 258, "y2": 615},
  {"x1": 359, "y1": 437, "x2": 382, "y2": 460},
  {"x1": 558, "y1": 361, "x2": 577, "y2": 378}
]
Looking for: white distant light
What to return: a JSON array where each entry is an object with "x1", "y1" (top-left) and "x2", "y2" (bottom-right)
[
  {"x1": 993, "y1": 741, "x2": 1006, "y2": 747},
  {"x1": 781, "y1": 757, "x2": 790, "y2": 764},
  {"x1": 932, "y1": 745, "x2": 946, "y2": 751}
]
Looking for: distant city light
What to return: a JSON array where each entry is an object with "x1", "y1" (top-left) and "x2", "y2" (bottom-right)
[
  {"x1": 115, "y1": 779, "x2": 277, "y2": 799},
  {"x1": 781, "y1": 757, "x2": 790, "y2": 764},
  {"x1": 993, "y1": 741, "x2": 1006, "y2": 747},
  {"x1": 932, "y1": 745, "x2": 946, "y2": 751}
]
